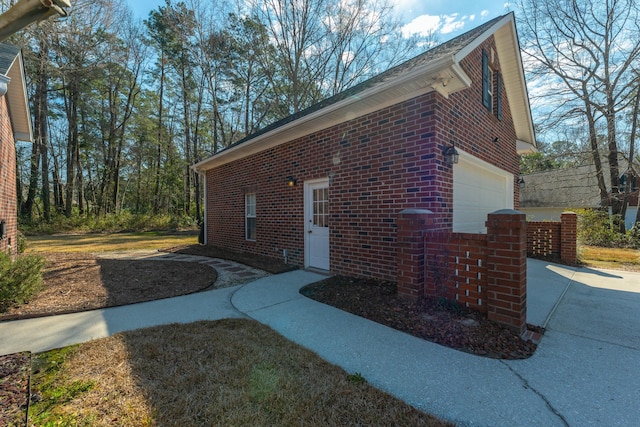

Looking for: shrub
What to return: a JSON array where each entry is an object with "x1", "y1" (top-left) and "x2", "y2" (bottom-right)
[
  {"x1": 20, "y1": 212, "x2": 198, "y2": 235},
  {"x1": 0, "y1": 252, "x2": 45, "y2": 312},
  {"x1": 17, "y1": 231, "x2": 27, "y2": 254},
  {"x1": 577, "y1": 209, "x2": 639, "y2": 248}
]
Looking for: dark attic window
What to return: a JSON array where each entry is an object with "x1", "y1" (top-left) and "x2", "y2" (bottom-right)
[
  {"x1": 482, "y1": 49, "x2": 492, "y2": 111},
  {"x1": 483, "y1": 49, "x2": 503, "y2": 121}
]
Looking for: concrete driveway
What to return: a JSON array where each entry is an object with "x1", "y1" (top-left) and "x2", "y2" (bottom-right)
[
  {"x1": 504, "y1": 261, "x2": 640, "y2": 426},
  {"x1": 233, "y1": 260, "x2": 640, "y2": 426}
]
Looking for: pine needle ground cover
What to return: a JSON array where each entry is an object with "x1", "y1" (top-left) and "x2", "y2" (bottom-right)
[{"x1": 27, "y1": 319, "x2": 451, "y2": 426}]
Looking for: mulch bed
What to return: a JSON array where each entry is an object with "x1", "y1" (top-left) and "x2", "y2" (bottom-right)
[
  {"x1": 0, "y1": 252, "x2": 218, "y2": 321},
  {"x1": 302, "y1": 276, "x2": 542, "y2": 360}
]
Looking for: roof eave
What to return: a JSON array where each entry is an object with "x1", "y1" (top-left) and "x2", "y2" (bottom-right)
[
  {"x1": 5, "y1": 50, "x2": 33, "y2": 142},
  {"x1": 195, "y1": 13, "x2": 536, "y2": 172},
  {"x1": 455, "y1": 13, "x2": 536, "y2": 148},
  {"x1": 495, "y1": 16, "x2": 536, "y2": 148},
  {"x1": 195, "y1": 54, "x2": 470, "y2": 172}
]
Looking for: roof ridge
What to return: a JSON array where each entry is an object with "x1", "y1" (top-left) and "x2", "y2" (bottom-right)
[{"x1": 221, "y1": 13, "x2": 510, "y2": 151}]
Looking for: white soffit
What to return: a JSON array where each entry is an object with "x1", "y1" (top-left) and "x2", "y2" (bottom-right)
[{"x1": 5, "y1": 51, "x2": 33, "y2": 142}]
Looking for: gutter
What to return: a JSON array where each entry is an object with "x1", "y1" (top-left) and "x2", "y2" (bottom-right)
[{"x1": 0, "y1": 0, "x2": 71, "y2": 42}]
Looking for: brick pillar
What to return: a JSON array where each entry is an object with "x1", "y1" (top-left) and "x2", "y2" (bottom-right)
[
  {"x1": 560, "y1": 212, "x2": 578, "y2": 265},
  {"x1": 397, "y1": 209, "x2": 433, "y2": 300},
  {"x1": 486, "y1": 209, "x2": 527, "y2": 336}
]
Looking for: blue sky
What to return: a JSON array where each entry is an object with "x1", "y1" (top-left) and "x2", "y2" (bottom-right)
[{"x1": 126, "y1": 0, "x2": 513, "y2": 39}]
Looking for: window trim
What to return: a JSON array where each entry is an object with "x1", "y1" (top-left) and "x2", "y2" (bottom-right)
[
  {"x1": 245, "y1": 192, "x2": 256, "y2": 241},
  {"x1": 496, "y1": 71, "x2": 503, "y2": 120}
]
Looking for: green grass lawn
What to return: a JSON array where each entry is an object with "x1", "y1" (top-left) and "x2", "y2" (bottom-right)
[{"x1": 579, "y1": 245, "x2": 640, "y2": 271}]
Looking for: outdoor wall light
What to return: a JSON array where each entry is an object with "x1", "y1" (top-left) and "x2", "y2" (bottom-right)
[
  {"x1": 444, "y1": 144, "x2": 459, "y2": 166},
  {"x1": 518, "y1": 176, "x2": 526, "y2": 188},
  {"x1": 286, "y1": 176, "x2": 297, "y2": 187}
]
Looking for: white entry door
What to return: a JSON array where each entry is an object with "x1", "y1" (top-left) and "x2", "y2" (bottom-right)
[{"x1": 304, "y1": 178, "x2": 330, "y2": 270}]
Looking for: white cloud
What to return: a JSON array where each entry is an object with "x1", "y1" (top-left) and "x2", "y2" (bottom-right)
[
  {"x1": 401, "y1": 14, "x2": 442, "y2": 38},
  {"x1": 441, "y1": 14, "x2": 465, "y2": 34},
  {"x1": 469, "y1": 14, "x2": 476, "y2": 21},
  {"x1": 401, "y1": 13, "x2": 467, "y2": 38},
  {"x1": 480, "y1": 10, "x2": 489, "y2": 18},
  {"x1": 389, "y1": 0, "x2": 421, "y2": 14}
]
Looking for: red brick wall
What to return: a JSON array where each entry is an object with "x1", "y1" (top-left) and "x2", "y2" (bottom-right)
[
  {"x1": 486, "y1": 211, "x2": 527, "y2": 334},
  {"x1": 397, "y1": 209, "x2": 526, "y2": 333},
  {"x1": 425, "y1": 231, "x2": 488, "y2": 313},
  {"x1": 560, "y1": 212, "x2": 577, "y2": 264},
  {"x1": 205, "y1": 37, "x2": 520, "y2": 280},
  {"x1": 0, "y1": 96, "x2": 17, "y2": 257},
  {"x1": 526, "y1": 212, "x2": 577, "y2": 264},
  {"x1": 527, "y1": 222, "x2": 561, "y2": 258}
]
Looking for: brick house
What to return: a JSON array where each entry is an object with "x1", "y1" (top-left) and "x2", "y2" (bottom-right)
[
  {"x1": 0, "y1": 43, "x2": 32, "y2": 257},
  {"x1": 520, "y1": 159, "x2": 639, "y2": 229},
  {"x1": 194, "y1": 13, "x2": 536, "y2": 282}
]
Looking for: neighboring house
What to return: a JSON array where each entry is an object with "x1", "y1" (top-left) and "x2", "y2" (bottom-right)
[
  {"x1": 520, "y1": 160, "x2": 639, "y2": 229},
  {"x1": 0, "y1": 43, "x2": 32, "y2": 257},
  {"x1": 194, "y1": 13, "x2": 536, "y2": 281}
]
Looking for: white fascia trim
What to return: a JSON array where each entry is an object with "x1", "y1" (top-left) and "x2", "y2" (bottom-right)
[
  {"x1": 516, "y1": 139, "x2": 538, "y2": 154},
  {"x1": 454, "y1": 14, "x2": 514, "y2": 62},
  {"x1": 451, "y1": 62, "x2": 472, "y2": 88}
]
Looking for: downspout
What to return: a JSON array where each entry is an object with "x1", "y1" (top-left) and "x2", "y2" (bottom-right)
[
  {"x1": 202, "y1": 171, "x2": 207, "y2": 245},
  {"x1": 0, "y1": 74, "x2": 9, "y2": 97},
  {"x1": 0, "y1": 0, "x2": 71, "y2": 42}
]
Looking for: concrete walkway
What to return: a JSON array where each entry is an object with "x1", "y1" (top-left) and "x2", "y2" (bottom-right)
[{"x1": 1, "y1": 257, "x2": 639, "y2": 426}]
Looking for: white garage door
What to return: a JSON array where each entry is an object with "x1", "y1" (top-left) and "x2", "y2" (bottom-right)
[{"x1": 453, "y1": 153, "x2": 514, "y2": 233}]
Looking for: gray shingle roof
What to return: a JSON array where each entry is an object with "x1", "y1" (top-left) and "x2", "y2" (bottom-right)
[
  {"x1": 0, "y1": 43, "x2": 20, "y2": 76},
  {"x1": 520, "y1": 159, "x2": 638, "y2": 208},
  {"x1": 224, "y1": 13, "x2": 508, "y2": 150}
]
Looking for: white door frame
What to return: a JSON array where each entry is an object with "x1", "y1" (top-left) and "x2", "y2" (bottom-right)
[{"x1": 304, "y1": 178, "x2": 330, "y2": 270}]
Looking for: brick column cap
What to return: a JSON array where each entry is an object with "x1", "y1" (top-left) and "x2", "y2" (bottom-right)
[
  {"x1": 399, "y1": 208, "x2": 433, "y2": 215},
  {"x1": 489, "y1": 209, "x2": 524, "y2": 216},
  {"x1": 561, "y1": 211, "x2": 577, "y2": 216}
]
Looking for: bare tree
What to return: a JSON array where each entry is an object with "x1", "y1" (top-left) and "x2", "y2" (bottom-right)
[
  {"x1": 517, "y1": 0, "x2": 640, "y2": 231},
  {"x1": 247, "y1": 0, "x2": 425, "y2": 116}
]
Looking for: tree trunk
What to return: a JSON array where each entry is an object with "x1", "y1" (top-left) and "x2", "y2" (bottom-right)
[
  {"x1": 21, "y1": 142, "x2": 39, "y2": 220},
  {"x1": 35, "y1": 37, "x2": 51, "y2": 222},
  {"x1": 583, "y1": 83, "x2": 609, "y2": 209},
  {"x1": 180, "y1": 64, "x2": 192, "y2": 216},
  {"x1": 51, "y1": 150, "x2": 64, "y2": 212},
  {"x1": 154, "y1": 53, "x2": 166, "y2": 211},
  {"x1": 622, "y1": 82, "x2": 639, "y2": 227},
  {"x1": 64, "y1": 79, "x2": 79, "y2": 218}
]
